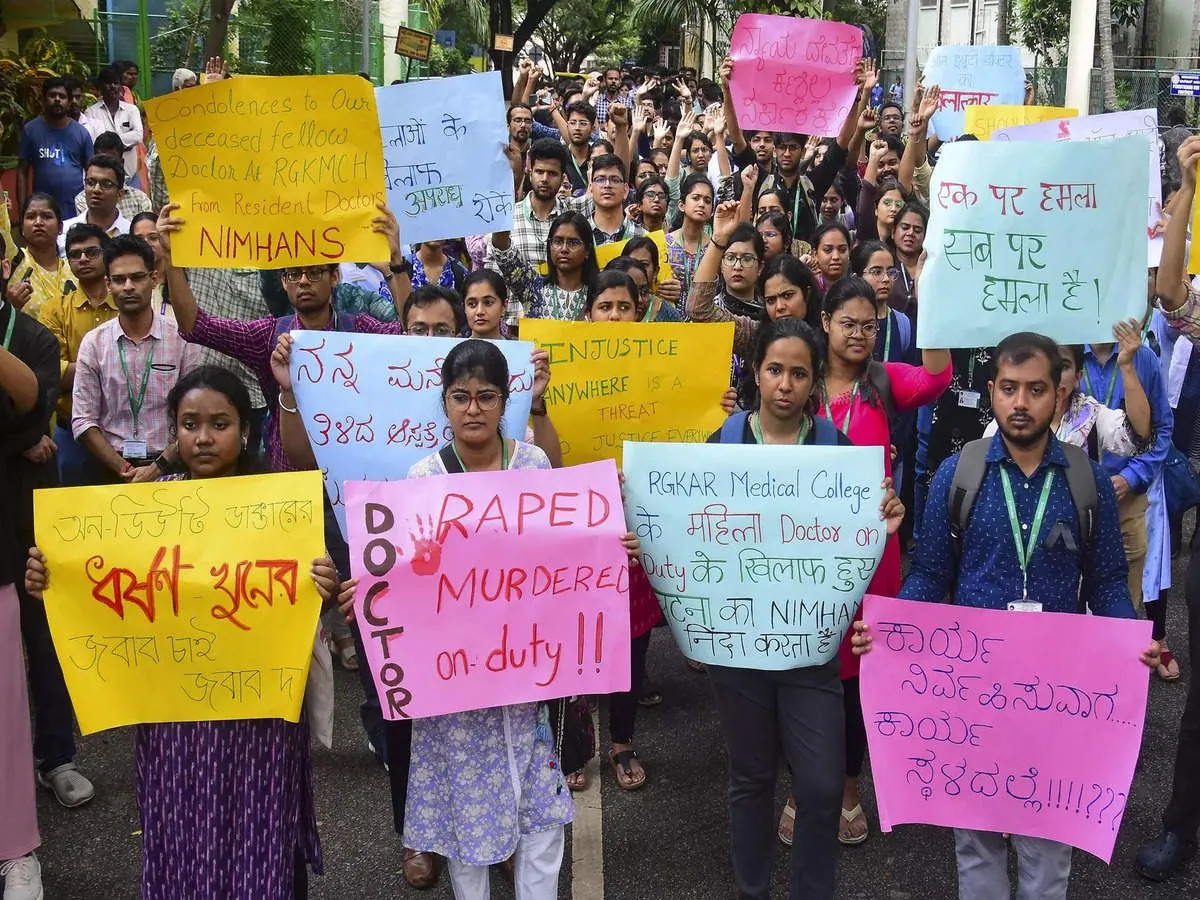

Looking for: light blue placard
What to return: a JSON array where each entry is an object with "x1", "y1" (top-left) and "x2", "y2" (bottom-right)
[
  {"x1": 375, "y1": 72, "x2": 513, "y2": 244},
  {"x1": 922, "y1": 45, "x2": 1025, "y2": 140},
  {"x1": 290, "y1": 331, "x2": 534, "y2": 535},
  {"x1": 622, "y1": 441, "x2": 886, "y2": 670},
  {"x1": 917, "y1": 137, "x2": 1149, "y2": 350}
]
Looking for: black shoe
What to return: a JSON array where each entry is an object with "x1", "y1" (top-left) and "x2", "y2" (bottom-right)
[{"x1": 1135, "y1": 830, "x2": 1197, "y2": 881}]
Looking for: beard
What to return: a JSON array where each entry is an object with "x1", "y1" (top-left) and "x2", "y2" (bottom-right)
[{"x1": 997, "y1": 416, "x2": 1052, "y2": 449}]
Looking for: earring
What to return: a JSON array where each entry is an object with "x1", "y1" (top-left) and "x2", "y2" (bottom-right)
[{"x1": 241, "y1": 436, "x2": 248, "y2": 450}]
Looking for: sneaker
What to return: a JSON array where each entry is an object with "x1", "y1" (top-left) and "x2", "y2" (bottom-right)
[
  {"x1": 1, "y1": 854, "x2": 43, "y2": 900},
  {"x1": 1135, "y1": 830, "x2": 1197, "y2": 881},
  {"x1": 36, "y1": 763, "x2": 95, "y2": 808}
]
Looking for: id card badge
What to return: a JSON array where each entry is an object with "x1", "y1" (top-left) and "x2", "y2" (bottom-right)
[
  {"x1": 958, "y1": 390, "x2": 981, "y2": 409},
  {"x1": 123, "y1": 439, "x2": 148, "y2": 459},
  {"x1": 1007, "y1": 600, "x2": 1043, "y2": 613}
]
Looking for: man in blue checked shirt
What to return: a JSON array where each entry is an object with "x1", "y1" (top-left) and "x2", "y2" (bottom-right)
[{"x1": 853, "y1": 331, "x2": 1161, "y2": 900}]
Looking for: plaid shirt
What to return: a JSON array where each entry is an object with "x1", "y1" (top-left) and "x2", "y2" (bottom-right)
[
  {"x1": 1160, "y1": 287, "x2": 1200, "y2": 340},
  {"x1": 182, "y1": 307, "x2": 405, "y2": 472},
  {"x1": 71, "y1": 312, "x2": 200, "y2": 456},
  {"x1": 184, "y1": 268, "x2": 272, "y2": 409},
  {"x1": 593, "y1": 90, "x2": 635, "y2": 126},
  {"x1": 73, "y1": 186, "x2": 153, "y2": 220}
]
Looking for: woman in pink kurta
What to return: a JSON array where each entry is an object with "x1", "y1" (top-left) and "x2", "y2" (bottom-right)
[{"x1": 817, "y1": 275, "x2": 951, "y2": 844}]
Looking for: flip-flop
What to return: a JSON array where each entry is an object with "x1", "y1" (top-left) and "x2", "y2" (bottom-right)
[
  {"x1": 838, "y1": 804, "x2": 869, "y2": 845},
  {"x1": 566, "y1": 768, "x2": 588, "y2": 792},
  {"x1": 778, "y1": 798, "x2": 795, "y2": 846},
  {"x1": 609, "y1": 749, "x2": 646, "y2": 790},
  {"x1": 637, "y1": 689, "x2": 663, "y2": 707}
]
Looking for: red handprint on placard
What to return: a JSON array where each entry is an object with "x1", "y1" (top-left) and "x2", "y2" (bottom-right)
[{"x1": 409, "y1": 513, "x2": 444, "y2": 576}]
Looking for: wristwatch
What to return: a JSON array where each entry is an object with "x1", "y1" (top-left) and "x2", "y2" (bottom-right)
[{"x1": 389, "y1": 259, "x2": 413, "y2": 278}]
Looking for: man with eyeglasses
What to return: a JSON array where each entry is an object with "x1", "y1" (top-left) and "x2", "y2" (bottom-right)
[
  {"x1": 58, "y1": 155, "x2": 131, "y2": 252},
  {"x1": 71, "y1": 132, "x2": 152, "y2": 220},
  {"x1": 16, "y1": 77, "x2": 94, "y2": 213},
  {"x1": 72, "y1": 233, "x2": 197, "y2": 484},
  {"x1": 583, "y1": 154, "x2": 646, "y2": 245},
  {"x1": 878, "y1": 101, "x2": 905, "y2": 138}
]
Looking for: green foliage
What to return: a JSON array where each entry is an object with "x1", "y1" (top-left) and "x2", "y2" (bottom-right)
[
  {"x1": 537, "y1": 0, "x2": 636, "y2": 71},
  {"x1": 427, "y1": 43, "x2": 474, "y2": 76},
  {"x1": 0, "y1": 31, "x2": 92, "y2": 156},
  {"x1": 1014, "y1": 0, "x2": 1069, "y2": 62},
  {"x1": 238, "y1": 0, "x2": 316, "y2": 75},
  {"x1": 151, "y1": 0, "x2": 215, "y2": 73}
]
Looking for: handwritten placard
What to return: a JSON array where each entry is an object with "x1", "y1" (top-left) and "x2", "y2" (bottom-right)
[
  {"x1": 33, "y1": 473, "x2": 325, "y2": 733},
  {"x1": 860, "y1": 594, "x2": 1151, "y2": 862},
  {"x1": 621, "y1": 441, "x2": 886, "y2": 669},
  {"x1": 518, "y1": 321, "x2": 732, "y2": 466},
  {"x1": 376, "y1": 72, "x2": 513, "y2": 245},
  {"x1": 921, "y1": 45, "x2": 1026, "y2": 140},
  {"x1": 993, "y1": 109, "x2": 1163, "y2": 267},
  {"x1": 289, "y1": 331, "x2": 534, "y2": 535},
  {"x1": 727, "y1": 14, "x2": 862, "y2": 137},
  {"x1": 145, "y1": 75, "x2": 389, "y2": 268},
  {"x1": 963, "y1": 105, "x2": 1077, "y2": 140},
  {"x1": 594, "y1": 230, "x2": 674, "y2": 284},
  {"x1": 917, "y1": 138, "x2": 1148, "y2": 349},
  {"x1": 345, "y1": 461, "x2": 631, "y2": 719}
]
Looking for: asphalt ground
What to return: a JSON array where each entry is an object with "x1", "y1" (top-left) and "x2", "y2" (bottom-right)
[{"x1": 34, "y1": 547, "x2": 1199, "y2": 900}]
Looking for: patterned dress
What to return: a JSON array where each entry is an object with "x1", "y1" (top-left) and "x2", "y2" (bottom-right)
[
  {"x1": 135, "y1": 476, "x2": 321, "y2": 900},
  {"x1": 403, "y1": 442, "x2": 573, "y2": 865}
]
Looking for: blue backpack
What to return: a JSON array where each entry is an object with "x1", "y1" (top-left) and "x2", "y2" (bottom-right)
[{"x1": 718, "y1": 410, "x2": 842, "y2": 445}]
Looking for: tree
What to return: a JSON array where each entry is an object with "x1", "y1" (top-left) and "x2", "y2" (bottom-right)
[
  {"x1": 997, "y1": 0, "x2": 1011, "y2": 45},
  {"x1": 203, "y1": 0, "x2": 238, "y2": 63},
  {"x1": 1098, "y1": 0, "x2": 1118, "y2": 111},
  {"x1": 488, "y1": 0, "x2": 559, "y2": 97},
  {"x1": 537, "y1": 0, "x2": 632, "y2": 71}
]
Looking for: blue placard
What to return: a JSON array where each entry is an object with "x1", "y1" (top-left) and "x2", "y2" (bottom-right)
[
  {"x1": 917, "y1": 137, "x2": 1149, "y2": 349},
  {"x1": 921, "y1": 45, "x2": 1025, "y2": 140},
  {"x1": 1170, "y1": 71, "x2": 1200, "y2": 97},
  {"x1": 621, "y1": 441, "x2": 886, "y2": 670},
  {"x1": 375, "y1": 72, "x2": 514, "y2": 244},
  {"x1": 290, "y1": 332, "x2": 535, "y2": 535}
]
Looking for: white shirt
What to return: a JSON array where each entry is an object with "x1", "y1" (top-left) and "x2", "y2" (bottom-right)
[
  {"x1": 58, "y1": 211, "x2": 131, "y2": 251},
  {"x1": 338, "y1": 263, "x2": 389, "y2": 297},
  {"x1": 82, "y1": 100, "x2": 144, "y2": 180}
]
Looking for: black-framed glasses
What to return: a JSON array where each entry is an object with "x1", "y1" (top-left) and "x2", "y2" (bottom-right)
[
  {"x1": 722, "y1": 253, "x2": 758, "y2": 268},
  {"x1": 85, "y1": 177, "x2": 119, "y2": 190},
  {"x1": 66, "y1": 246, "x2": 103, "y2": 260},
  {"x1": 281, "y1": 267, "x2": 333, "y2": 283},
  {"x1": 550, "y1": 236, "x2": 584, "y2": 250}
]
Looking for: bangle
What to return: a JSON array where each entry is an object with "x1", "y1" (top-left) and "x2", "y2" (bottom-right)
[
  {"x1": 278, "y1": 394, "x2": 298, "y2": 415},
  {"x1": 711, "y1": 238, "x2": 729, "y2": 251},
  {"x1": 154, "y1": 454, "x2": 171, "y2": 474},
  {"x1": 531, "y1": 402, "x2": 548, "y2": 417},
  {"x1": 389, "y1": 259, "x2": 413, "y2": 278}
]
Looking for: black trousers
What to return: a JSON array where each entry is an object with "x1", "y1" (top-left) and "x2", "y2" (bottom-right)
[
  {"x1": 608, "y1": 631, "x2": 651, "y2": 745},
  {"x1": 1163, "y1": 548, "x2": 1200, "y2": 836}
]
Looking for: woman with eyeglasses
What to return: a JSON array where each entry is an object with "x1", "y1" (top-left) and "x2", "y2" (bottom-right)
[
  {"x1": 621, "y1": 236, "x2": 683, "y2": 322},
  {"x1": 755, "y1": 211, "x2": 793, "y2": 264},
  {"x1": 489, "y1": 212, "x2": 599, "y2": 321},
  {"x1": 633, "y1": 176, "x2": 671, "y2": 234},
  {"x1": 812, "y1": 276, "x2": 950, "y2": 847},
  {"x1": 7, "y1": 193, "x2": 69, "y2": 321},
  {"x1": 665, "y1": 172, "x2": 715, "y2": 307},
  {"x1": 337, "y1": 340, "x2": 640, "y2": 899},
  {"x1": 867, "y1": 178, "x2": 906, "y2": 245},
  {"x1": 850, "y1": 240, "x2": 914, "y2": 364}
]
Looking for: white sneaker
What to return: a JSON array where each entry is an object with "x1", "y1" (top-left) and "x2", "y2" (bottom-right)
[{"x1": 1, "y1": 854, "x2": 43, "y2": 900}]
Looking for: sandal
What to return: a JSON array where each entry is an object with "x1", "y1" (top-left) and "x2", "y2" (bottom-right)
[
  {"x1": 637, "y1": 687, "x2": 663, "y2": 707},
  {"x1": 566, "y1": 768, "x2": 588, "y2": 792},
  {"x1": 609, "y1": 749, "x2": 646, "y2": 790},
  {"x1": 330, "y1": 636, "x2": 359, "y2": 671},
  {"x1": 778, "y1": 797, "x2": 795, "y2": 846},
  {"x1": 838, "y1": 805, "x2": 869, "y2": 846},
  {"x1": 1157, "y1": 648, "x2": 1182, "y2": 681}
]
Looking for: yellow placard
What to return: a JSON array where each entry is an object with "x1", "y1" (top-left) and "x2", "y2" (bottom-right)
[
  {"x1": 0, "y1": 191, "x2": 16, "y2": 263},
  {"x1": 34, "y1": 472, "x2": 326, "y2": 733},
  {"x1": 144, "y1": 75, "x2": 390, "y2": 268},
  {"x1": 964, "y1": 105, "x2": 1078, "y2": 140},
  {"x1": 594, "y1": 229, "x2": 674, "y2": 285},
  {"x1": 518, "y1": 320, "x2": 734, "y2": 465},
  {"x1": 395, "y1": 26, "x2": 434, "y2": 61}
]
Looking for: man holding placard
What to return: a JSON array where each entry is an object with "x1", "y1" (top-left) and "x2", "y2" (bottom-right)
[{"x1": 854, "y1": 332, "x2": 1160, "y2": 898}]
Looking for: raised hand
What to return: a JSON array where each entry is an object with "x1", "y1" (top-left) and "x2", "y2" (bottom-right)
[
  {"x1": 155, "y1": 202, "x2": 184, "y2": 255},
  {"x1": 857, "y1": 106, "x2": 878, "y2": 132},
  {"x1": 271, "y1": 332, "x2": 295, "y2": 393},
  {"x1": 1114, "y1": 318, "x2": 1143, "y2": 368},
  {"x1": 719, "y1": 57, "x2": 734, "y2": 86},
  {"x1": 712, "y1": 199, "x2": 741, "y2": 245}
]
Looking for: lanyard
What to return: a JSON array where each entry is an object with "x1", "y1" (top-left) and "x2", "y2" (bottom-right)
[
  {"x1": 568, "y1": 151, "x2": 587, "y2": 189},
  {"x1": 821, "y1": 381, "x2": 859, "y2": 435},
  {"x1": 998, "y1": 466, "x2": 1055, "y2": 600},
  {"x1": 880, "y1": 314, "x2": 892, "y2": 360},
  {"x1": 751, "y1": 412, "x2": 810, "y2": 444},
  {"x1": 117, "y1": 338, "x2": 156, "y2": 437},
  {"x1": 1, "y1": 306, "x2": 15, "y2": 351},
  {"x1": 967, "y1": 352, "x2": 976, "y2": 388},
  {"x1": 451, "y1": 438, "x2": 509, "y2": 472},
  {"x1": 1081, "y1": 362, "x2": 1120, "y2": 407}
]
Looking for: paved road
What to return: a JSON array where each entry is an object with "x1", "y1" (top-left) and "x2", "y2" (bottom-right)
[{"x1": 35, "y1": 552, "x2": 1199, "y2": 899}]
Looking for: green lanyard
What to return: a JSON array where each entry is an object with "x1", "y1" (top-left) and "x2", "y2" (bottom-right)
[
  {"x1": 751, "y1": 412, "x2": 810, "y2": 444},
  {"x1": 1081, "y1": 363, "x2": 1120, "y2": 407},
  {"x1": 821, "y1": 381, "x2": 859, "y2": 435},
  {"x1": 569, "y1": 152, "x2": 587, "y2": 189},
  {"x1": 998, "y1": 465, "x2": 1055, "y2": 600},
  {"x1": 117, "y1": 339, "x2": 156, "y2": 437},
  {"x1": 1, "y1": 306, "x2": 15, "y2": 351},
  {"x1": 451, "y1": 438, "x2": 510, "y2": 472},
  {"x1": 880, "y1": 314, "x2": 891, "y2": 360},
  {"x1": 967, "y1": 352, "x2": 976, "y2": 388}
]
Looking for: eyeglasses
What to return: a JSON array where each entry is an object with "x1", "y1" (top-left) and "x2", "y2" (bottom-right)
[
  {"x1": 280, "y1": 267, "x2": 333, "y2": 283},
  {"x1": 722, "y1": 253, "x2": 758, "y2": 268},
  {"x1": 408, "y1": 323, "x2": 456, "y2": 337},
  {"x1": 107, "y1": 271, "x2": 151, "y2": 286},
  {"x1": 642, "y1": 190, "x2": 667, "y2": 201},
  {"x1": 837, "y1": 319, "x2": 879, "y2": 337},
  {"x1": 446, "y1": 390, "x2": 502, "y2": 411},
  {"x1": 865, "y1": 266, "x2": 900, "y2": 279},
  {"x1": 879, "y1": 198, "x2": 905, "y2": 209},
  {"x1": 758, "y1": 230, "x2": 780, "y2": 240},
  {"x1": 85, "y1": 177, "x2": 119, "y2": 190},
  {"x1": 66, "y1": 246, "x2": 103, "y2": 260},
  {"x1": 550, "y1": 236, "x2": 584, "y2": 250},
  {"x1": 592, "y1": 175, "x2": 625, "y2": 186}
]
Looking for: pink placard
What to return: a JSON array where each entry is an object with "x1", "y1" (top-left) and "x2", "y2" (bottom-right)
[
  {"x1": 728, "y1": 14, "x2": 862, "y2": 138},
  {"x1": 860, "y1": 594, "x2": 1151, "y2": 862},
  {"x1": 346, "y1": 460, "x2": 632, "y2": 719}
]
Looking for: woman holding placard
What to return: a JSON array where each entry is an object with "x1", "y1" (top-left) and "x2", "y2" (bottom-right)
[
  {"x1": 338, "y1": 340, "x2": 640, "y2": 899},
  {"x1": 488, "y1": 212, "x2": 598, "y2": 322},
  {"x1": 25, "y1": 366, "x2": 340, "y2": 900},
  {"x1": 704, "y1": 317, "x2": 904, "y2": 898}
]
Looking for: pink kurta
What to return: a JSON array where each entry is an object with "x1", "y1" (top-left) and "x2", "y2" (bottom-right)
[
  {"x1": 0, "y1": 584, "x2": 39, "y2": 860},
  {"x1": 822, "y1": 361, "x2": 954, "y2": 678}
]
